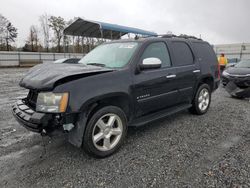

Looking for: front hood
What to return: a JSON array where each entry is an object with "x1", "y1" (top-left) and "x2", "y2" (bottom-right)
[
  {"x1": 20, "y1": 63, "x2": 113, "y2": 90},
  {"x1": 226, "y1": 67, "x2": 250, "y2": 76}
]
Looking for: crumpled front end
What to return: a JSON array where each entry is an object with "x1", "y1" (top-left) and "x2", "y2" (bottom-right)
[
  {"x1": 12, "y1": 90, "x2": 78, "y2": 135},
  {"x1": 12, "y1": 99, "x2": 54, "y2": 133},
  {"x1": 225, "y1": 81, "x2": 250, "y2": 98}
]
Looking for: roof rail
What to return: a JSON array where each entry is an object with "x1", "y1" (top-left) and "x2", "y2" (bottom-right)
[
  {"x1": 160, "y1": 34, "x2": 177, "y2": 38},
  {"x1": 178, "y1": 34, "x2": 202, "y2": 40},
  {"x1": 159, "y1": 33, "x2": 202, "y2": 40}
]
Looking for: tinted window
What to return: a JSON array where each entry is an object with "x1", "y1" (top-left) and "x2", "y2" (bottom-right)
[
  {"x1": 193, "y1": 42, "x2": 217, "y2": 64},
  {"x1": 141, "y1": 42, "x2": 171, "y2": 67},
  {"x1": 172, "y1": 41, "x2": 194, "y2": 66}
]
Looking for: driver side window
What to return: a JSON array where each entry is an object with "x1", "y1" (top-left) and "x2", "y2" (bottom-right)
[{"x1": 141, "y1": 42, "x2": 171, "y2": 67}]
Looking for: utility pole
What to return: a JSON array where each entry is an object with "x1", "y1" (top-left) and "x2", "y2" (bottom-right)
[{"x1": 239, "y1": 43, "x2": 245, "y2": 60}]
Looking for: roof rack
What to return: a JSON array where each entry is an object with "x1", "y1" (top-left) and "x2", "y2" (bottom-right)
[
  {"x1": 160, "y1": 34, "x2": 202, "y2": 40},
  {"x1": 160, "y1": 34, "x2": 177, "y2": 38},
  {"x1": 136, "y1": 33, "x2": 203, "y2": 41}
]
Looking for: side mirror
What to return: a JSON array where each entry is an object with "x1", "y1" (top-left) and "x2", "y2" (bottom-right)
[{"x1": 140, "y1": 57, "x2": 162, "y2": 70}]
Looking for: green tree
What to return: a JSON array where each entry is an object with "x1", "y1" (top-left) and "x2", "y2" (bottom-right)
[
  {"x1": 0, "y1": 14, "x2": 8, "y2": 49},
  {"x1": 0, "y1": 14, "x2": 17, "y2": 51},
  {"x1": 48, "y1": 16, "x2": 66, "y2": 52},
  {"x1": 6, "y1": 22, "x2": 18, "y2": 51}
]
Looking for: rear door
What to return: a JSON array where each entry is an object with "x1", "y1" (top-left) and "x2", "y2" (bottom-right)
[
  {"x1": 192, "y1": 42, "x2": 220, "y2": 84},
  {"x1": 169, "y1": 40, "x2": 200, "y2": 103}
]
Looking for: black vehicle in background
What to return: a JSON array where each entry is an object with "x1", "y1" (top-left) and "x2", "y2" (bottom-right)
[
  {"x1": 222, "y1": 59, "x2": 250, "y2": 98},
  {"x1": 53, "y1": 58, "x2": 80, "y2": 64},
  {"x1": 12, "y1": 35, "x2": 220, "y2": 157}
]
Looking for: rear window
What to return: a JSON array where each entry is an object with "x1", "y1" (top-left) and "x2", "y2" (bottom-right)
[
  {"x1": 192, "y1": 42, "x2": 217, "y2": 64},
  {"x1": 171, "y1": 41, "x2": 194, "y2": 66}
]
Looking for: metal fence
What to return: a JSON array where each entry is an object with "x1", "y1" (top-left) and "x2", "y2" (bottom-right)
[{"x1": 0, "y1": 51, "x2": 85, "y2": 67}]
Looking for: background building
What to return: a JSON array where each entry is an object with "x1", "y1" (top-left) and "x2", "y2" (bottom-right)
[{"x1": 214, "y1": 43, "x2": 250, "y2": 59}]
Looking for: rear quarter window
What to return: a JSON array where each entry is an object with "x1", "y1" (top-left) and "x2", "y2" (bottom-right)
[{"x1": 192, "y1": 42, "x2": 217, "y2": 64}]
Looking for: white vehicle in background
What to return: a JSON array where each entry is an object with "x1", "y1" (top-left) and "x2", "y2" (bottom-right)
[{"x1": 53, "y1": 58, "x2": 80, "y2": 64}]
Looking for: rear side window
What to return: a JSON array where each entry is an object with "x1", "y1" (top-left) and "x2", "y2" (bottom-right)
[
  {"x1": 141, "y1": 42, "x2": 171, "y2": 67},
  {"x1": 192, "y1": 42, "x2": 217, "y2": 64},
  {"x1": 171, "y1": 41, "x2": 194, "y2": 66}
]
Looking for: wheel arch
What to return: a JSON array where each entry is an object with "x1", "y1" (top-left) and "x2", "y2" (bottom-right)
[
  {"x1": 80, "y1": 92, "x2": 133, "y2": 122},
  {"x1": 68, "y1": 92, "x2": 132, "y2": 148},
  {"x1": 192, "y1": 74, "x2": 214, "y2": 101},
  {"x1": 196, "y1": 75, "x2": 214, "y2": 92}
]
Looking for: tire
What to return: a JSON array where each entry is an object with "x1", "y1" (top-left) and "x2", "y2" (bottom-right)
[
  {"x1": 82, "y1": 106, "x2": 127, "y2": 158},
  {"x1": 189, "y1": 83, "x2": 211, "y2": 115}
]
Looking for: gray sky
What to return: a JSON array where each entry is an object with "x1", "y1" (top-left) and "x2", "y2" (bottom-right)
[{"x1": 0, "y1": 0, "x2": 249, "y2": 46}]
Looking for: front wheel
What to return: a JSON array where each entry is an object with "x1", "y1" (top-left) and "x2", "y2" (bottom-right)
[
  {"x1": 82, "y1": 106, "x2": 127, "y2": 158},
  {"x1": 189, "y1": 83, "x2": 211, "y2": 115}
]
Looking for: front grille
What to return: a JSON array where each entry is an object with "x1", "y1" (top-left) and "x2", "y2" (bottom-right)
[{"x1": 26, "y1": 90, "x2": 38, "y2": 109}]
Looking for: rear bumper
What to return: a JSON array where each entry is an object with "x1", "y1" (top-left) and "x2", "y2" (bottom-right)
[{"x1": 12, "y1": 100, "x2": 52, "y2": 133}]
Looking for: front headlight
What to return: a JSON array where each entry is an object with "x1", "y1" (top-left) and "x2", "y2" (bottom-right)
[
  {"x1": 222, "y1": 71, "x2": 230, "y2": 76},
  {"x1": 36, "y1": 92, "x2": 69, "y2": 113}
]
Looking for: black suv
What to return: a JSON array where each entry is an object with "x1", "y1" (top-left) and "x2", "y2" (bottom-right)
[{"x1": 12, "y1": 36, "x2": 220, "y2": 157}]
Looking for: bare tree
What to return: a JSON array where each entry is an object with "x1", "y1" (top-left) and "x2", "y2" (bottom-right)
[
  {"x1": 27, "y1": 25, "x2": 39, "y2": 52},
  {"x1": 39, "y1": 13, "x2": 50, "y2": 52},
  {"x1": 48, "y1": 16, "x2": 66, "y2": 52},
  {"x1": 66, "y1": 18, "x2": 77, "y2": 53}
]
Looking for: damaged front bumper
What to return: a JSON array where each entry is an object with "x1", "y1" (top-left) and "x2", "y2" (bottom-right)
[
  {"x1": 225, "y1": 81, "x2": 250, "y2": 98},
  {"x1": 222, "y1": 74, "x2": 250, "y2": 98},
  {"x1": 12, "y1": 100, "x2": 53, "y2": 133},
  {"x1": 12, "y1": 99, "x2": 77, "y2": 134}
]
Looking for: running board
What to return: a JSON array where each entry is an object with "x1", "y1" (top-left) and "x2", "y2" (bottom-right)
[{"x1": 130, "y1": 104, "x2": 192, "y2": 127}]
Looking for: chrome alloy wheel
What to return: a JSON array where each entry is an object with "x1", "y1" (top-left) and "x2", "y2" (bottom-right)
[
  {"x1": 198, "y1": 88, "x2": 210, "y2": 111},
  {"x1": 92, "y1": 113, "x2": 123, "y2": 151}
]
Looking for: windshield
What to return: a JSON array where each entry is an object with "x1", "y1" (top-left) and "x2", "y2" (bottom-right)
[
  {"x1": 235, "y1": 60, "x2": 250, "y2": 68},
  {"x1": 79, "y1": 42, "x2": 138, "y2": 68}
]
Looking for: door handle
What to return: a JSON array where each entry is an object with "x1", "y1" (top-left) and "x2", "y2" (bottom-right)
[
  {"x1": 166, "y1": 74, "x2": 176, "y2": 78},
  {"x1": 193, "y1": 70, "x2": 201, "y2": 73}
]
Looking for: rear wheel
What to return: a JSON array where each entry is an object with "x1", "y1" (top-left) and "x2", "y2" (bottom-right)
[
  {"x1": 189, "y1": 83, "x2": 211, "y2": 115},
  {"x1": 82, "y1": 106, "x2": 127, "y2": 158}
]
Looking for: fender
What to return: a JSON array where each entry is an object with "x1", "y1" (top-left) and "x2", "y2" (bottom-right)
[
  {"x1": 68, "y1": 92, "x2": 133, "y2": 147},
  {"x1": 79, "y1": 92, "x2": 133, "y2": 112}
]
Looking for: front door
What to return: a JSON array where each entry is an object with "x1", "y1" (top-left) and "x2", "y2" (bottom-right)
[{"x1": 132, "y1": 41, "x2": 180, "y2": 117}]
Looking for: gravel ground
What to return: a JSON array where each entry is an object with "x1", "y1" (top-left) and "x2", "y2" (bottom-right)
[{"x1": 0, "y1": 68, "x2": 250, "y2": 188}]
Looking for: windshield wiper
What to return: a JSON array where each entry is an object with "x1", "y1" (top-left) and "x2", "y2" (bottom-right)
[{"x1": 86, "y1": 63, "x2": 106, "y2": 67}]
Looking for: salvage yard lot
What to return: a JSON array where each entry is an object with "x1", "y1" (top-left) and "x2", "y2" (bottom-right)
[{"x1": 0, "y1": 68, "x2": 250, "y2": 187}]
